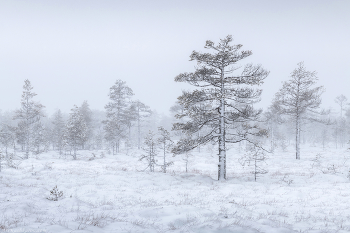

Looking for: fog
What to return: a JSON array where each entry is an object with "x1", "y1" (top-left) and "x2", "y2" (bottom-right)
[
  {"x1": 1, "y1": 0, "x2": 349, "y2": 115},
  {"x1": 2, "y1": 2, "x2": 350, "y2": 232}
]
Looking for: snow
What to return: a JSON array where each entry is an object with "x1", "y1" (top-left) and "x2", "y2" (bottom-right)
[{"x1": 1, "y1": 145, "x2": 350, "y2": 232}]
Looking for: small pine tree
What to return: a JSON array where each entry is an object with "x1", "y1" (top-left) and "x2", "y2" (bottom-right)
[
  {"x1": 157, "y1": 127, "x2": 174, "y2": 173},
  {"x1": 51, "y1": 110, "x2": 65, "y2": 154},
  {"x1": 32, "y1": 121, "x2": 46, "y2": 155},
  {"x1": 134, "y1": 100, "x2": 152, "y2": 149},
  {"x1": 335, "y1": 94, "x2": 348, "y2": 118},
  {"x1": 63, "y1": 106, "x2": 87, "y2": 160},
  {"x1": 13, "y1": 80, "x2": 45, "y2": 159},
  {"x1": 47, "y1": 185, "x2": 63, "y2": 201},
  {"x1": 181, "y1": 151, "x2": 193, "y2": 173},
  {"x1": 240, "y1": 144, "x2": 268, "y2": 181},
  {"x1": 140, "y1": 131, "x2": 158, "y2": 172},
  {"x1": 79, "y1": 101, "x2": 93, "y2": 149},
  {"x1": 0, "y1": 124, "x2": 16, "y2": 158}
]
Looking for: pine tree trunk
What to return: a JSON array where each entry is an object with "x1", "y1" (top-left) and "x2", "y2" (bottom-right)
[
  {"x1": 138, "y1": 109, "x2": 141, "y2": 150},
  {"x1": 254, "y1": 158, "x2": 257, "y2": 181},
  {"x1": 218, "y1": 68, "x2": 226, "y2": 180},
  {"x1": 25, "y1": 95, "x2": 30, "y2": 159},
  {"x1": 26, "y1": 127, "x2": 30, "y2": 159},
  {"x1": 163, "y1": 142, "x2": 166, "y2": 173},
  {"x1": 73, "y1": 139, "x2": 77, "y2": 160},
  {"x1": 270, "y1": 125, "x2": 274, "y2": 152},
  {"x1": 13, "y1": 142, "x2": 16, "y2": 157},
  {"x1": 296, "y1": 114, "x2": 300, "y2": 160}
]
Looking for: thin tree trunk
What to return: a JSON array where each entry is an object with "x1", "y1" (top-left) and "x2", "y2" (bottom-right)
[
  {"x1": 254, "y1": 158, "x2": 257, "y2": 181},
  {"x1": 270, "y1": 125, "x2": 274, "y2": 152},
  {"x1": 296, "y1": 114, "x2": 300, "y2": 160},
  {"x1": 163, "y1": 142, "x2": 166, "y2": 173},
  {"x1": 218, "y1": 68, "x2": 226, "y2": 180},
  {"x1": 25, "y1": 95, "x2": 30, "y2": 159},
  {"x1": 26, "y1": 124, "x2": 30, "y2": 159},
  {"x1": 138, "y1": 109, "x2": 141, "y2": 150},
  {"x1": 13, "y1": 141, "x2": 15, "y2": 157}
]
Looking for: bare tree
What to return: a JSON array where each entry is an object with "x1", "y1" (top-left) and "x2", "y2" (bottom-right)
[
  {"x1": 273, "y1": 62, "x2": 325, "y2": 159},
  {"x1": 335, "y1": 94, "x2": 348, "y2": 118},
  {"x1": 13, "y1": 80, "x2": 45, "y2": 159},
  {"x1": 172, "y1": 35, "x2": 269, "y2": 180}
]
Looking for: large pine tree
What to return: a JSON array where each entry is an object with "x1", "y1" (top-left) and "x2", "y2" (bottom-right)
[{"x1": 172, "y1": 35, "x2": 269, "y2": 180}]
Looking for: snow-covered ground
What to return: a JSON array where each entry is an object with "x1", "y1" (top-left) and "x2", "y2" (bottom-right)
[{"x1": 1, "y1": 145, "x2": 350, "y2": 233}]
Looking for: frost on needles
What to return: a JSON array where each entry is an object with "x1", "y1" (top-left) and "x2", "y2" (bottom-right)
[{"x1": 172, "y1": 35, "x2": 270, "y2": 180}]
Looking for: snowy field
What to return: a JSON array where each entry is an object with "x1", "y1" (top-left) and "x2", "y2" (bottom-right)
[{"x1": 1, "y1": 145, "x2": 350, "y2": 233}]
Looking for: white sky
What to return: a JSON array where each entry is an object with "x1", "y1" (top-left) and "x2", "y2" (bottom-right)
[{"x1": 0, "y1": 0, "x2": 349, "y2": 116}]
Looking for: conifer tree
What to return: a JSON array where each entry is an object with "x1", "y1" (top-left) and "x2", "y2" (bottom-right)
[
  {"x1": 124, "y1": 103, "x2": 137, "y2": 151},
  {"x1": 13, "y1": 80, "x2": 45, "y2": 159},
  {"x1": 32, "y1": 121, "x2": 47, "y2": 154},
  {"x1": 0, "y1": 124, "x2": 16, "y2": 158},
  {"x1": 15, "y1": 121, "x2": 27, "y2": 152},
  {"x1": 157, "y1": 126, "x2": 173, "y2": 173},
  {"x1": 103, "y1": 80, "x2": 134, "y2": 154},
  {"x1": 264, "y1": 103, "x2": 284, "y2": 153},
  {"x1": 79, "y1": 100, "x2": 92, "y2": 149},
  {"x1": 172, "y1": 35, "x2": 269, "y2": 180},
  {"x1": 140, "y1": 130, "x2": 158, "y2": 172},
  {"x1": 335, "y1": 94, "x2": 348, "y2": 118},
  {"x1": 273, "y1": 62, "x2": 325, "y2": 159},
  {"x1": 239, "y1": 144, "x2": 268, "y2": 181},
  {"x1": 63, "y1": 106, "x2": 87, "y2": 159},
  {"x1": 133, "y1": 100, "x2": 152, "y2": 149},
  {"x1": 51, "y1": 110, "x2": 65, "y2": 154}
]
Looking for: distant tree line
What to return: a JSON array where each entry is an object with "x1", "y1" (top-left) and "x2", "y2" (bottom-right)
[{"x1": 0, "y1": 79, "x2": 172, "y2": 160}]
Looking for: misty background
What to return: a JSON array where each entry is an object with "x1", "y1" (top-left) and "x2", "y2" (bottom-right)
[{"x1": 0, "y1": 0, "x2": 349, "y2": 115}]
